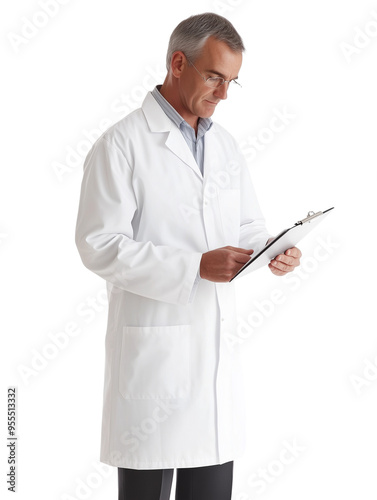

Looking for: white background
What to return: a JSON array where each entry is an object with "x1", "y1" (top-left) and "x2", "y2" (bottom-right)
[{"x1": 1, "y1": 0, "x2": 376, "y2": 498}]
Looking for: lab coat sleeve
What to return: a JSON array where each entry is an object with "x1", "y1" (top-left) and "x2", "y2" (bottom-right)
[
  {"x1": 236, "y1": 143, "x2": 273, "y2": 253},
  {"x1": 75, "y1": 137, "x2": 202, "y2": 306}
]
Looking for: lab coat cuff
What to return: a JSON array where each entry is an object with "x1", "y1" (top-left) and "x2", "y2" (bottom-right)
[
  {"x1": 179, "y1": 252, "x2": 203, "y2": 306},
  {"x1": 188, "y1": 267, "x2": 202, "y2": 304}
]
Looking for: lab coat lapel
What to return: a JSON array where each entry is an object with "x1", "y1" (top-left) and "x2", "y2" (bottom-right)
[
  {"x1": 142, "y1": 92, "x2": 203, "y2": 181},
  {"x1": 165, "y1": 127, "x2": 203, "y2": 180}
]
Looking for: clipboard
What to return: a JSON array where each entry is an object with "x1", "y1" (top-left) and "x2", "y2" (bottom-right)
[{"x1": 230, "y1": 207, "x2": 334, "y2": 282}]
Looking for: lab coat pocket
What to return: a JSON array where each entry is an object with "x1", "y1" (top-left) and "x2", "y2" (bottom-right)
[
  {"x1": 218, "y1": 188, "x2": 240, "y2": 246},
  {"x1": 119, "y1": 325, "x2": 191, "y2": 399}
]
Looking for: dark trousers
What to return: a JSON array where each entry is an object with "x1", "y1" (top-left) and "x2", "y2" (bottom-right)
[{"x1": 118, "y1": 460, "x2": 234, "y2": 500}]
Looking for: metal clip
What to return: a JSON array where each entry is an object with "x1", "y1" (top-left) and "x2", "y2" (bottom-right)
[{"x1": 295, "y1": 210, "x2": 323, "y2": 225}]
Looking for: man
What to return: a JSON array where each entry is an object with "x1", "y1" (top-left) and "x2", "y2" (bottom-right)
[{"x1": 75, "y1": 12, "x2": 301, "y2": 500}]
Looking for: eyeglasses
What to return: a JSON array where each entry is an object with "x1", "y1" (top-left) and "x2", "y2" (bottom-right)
[{"x1": 186, "y1": 59, "x2": 242, "y2": 89}]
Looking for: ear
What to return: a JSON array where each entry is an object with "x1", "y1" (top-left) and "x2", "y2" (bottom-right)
[{"x1": 170, "y1": 51, "x2": 187, "y2": 79}]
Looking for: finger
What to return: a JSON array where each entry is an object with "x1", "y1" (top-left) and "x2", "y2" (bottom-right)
[
  {"x1": 234, "y1": 252, "x2": 254, "y2": 264},
  {"x1": 269, "y1": 258, "x2": 295, "y2": 273},
  {"x1": 285, "y1": 247, "x2": 302, "y2": 259},
  {"x1": 227, "y1": 246, "x2": 254, "y2": 254},
  {"x1": 268, "y1": 262, "x2": 286, "y2": 276},
  {"x1": 274, "y1": 254, "x2": 296, "y2": 266}
]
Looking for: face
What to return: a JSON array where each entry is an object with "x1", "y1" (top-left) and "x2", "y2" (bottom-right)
[{"x1": 174, "y1": 36, "x2": 243, "y2": 123}]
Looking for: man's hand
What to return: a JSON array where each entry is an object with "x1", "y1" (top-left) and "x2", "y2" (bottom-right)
[
  {"x1": 200, "y1": 246, "x2": 254, "y2": 282},
  {"x1": 268, "y1": 247, "x2": 302, "y2": 276}
]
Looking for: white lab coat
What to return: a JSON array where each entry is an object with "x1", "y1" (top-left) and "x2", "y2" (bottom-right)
[{"x1": 75, "y1": 91, "x2": 271, "y2": 470}]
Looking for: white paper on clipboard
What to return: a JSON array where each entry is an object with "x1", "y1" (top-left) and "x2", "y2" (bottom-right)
[{"x1": 230, "y1": 207, "x2": 334, "y2": 282}]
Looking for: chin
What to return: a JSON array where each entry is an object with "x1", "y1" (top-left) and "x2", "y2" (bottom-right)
[{"x1": 200, "y1": 107, "x2": 216, "y2": 118}]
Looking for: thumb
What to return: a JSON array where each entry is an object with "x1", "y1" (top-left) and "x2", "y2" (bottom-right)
[{"x1": 234, "y1": 251, "x2": 254, "y2": 264}]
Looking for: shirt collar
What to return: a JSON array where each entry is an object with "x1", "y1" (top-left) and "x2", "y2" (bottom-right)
[{"x1": 151, "y1": 85, "x2": 213, "y2": 135}]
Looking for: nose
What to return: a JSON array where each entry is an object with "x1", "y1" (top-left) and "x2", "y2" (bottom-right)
[{"x1": 214, "y1": 82, "x2": 229, "y2": 100}]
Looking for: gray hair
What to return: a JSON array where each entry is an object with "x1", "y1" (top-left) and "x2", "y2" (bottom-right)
[{"x1": 166, "y1": 12, "x2": 245, "y2": 71}]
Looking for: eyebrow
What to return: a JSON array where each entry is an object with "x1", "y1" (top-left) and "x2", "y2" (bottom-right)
[{"x1": 206, "y1": 69, "x2": 239, "y2": 80}]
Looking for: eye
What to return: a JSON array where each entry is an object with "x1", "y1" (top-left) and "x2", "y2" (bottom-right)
[{"x1": 206, "y1": 77, "x2": 224, "y2": 87}]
